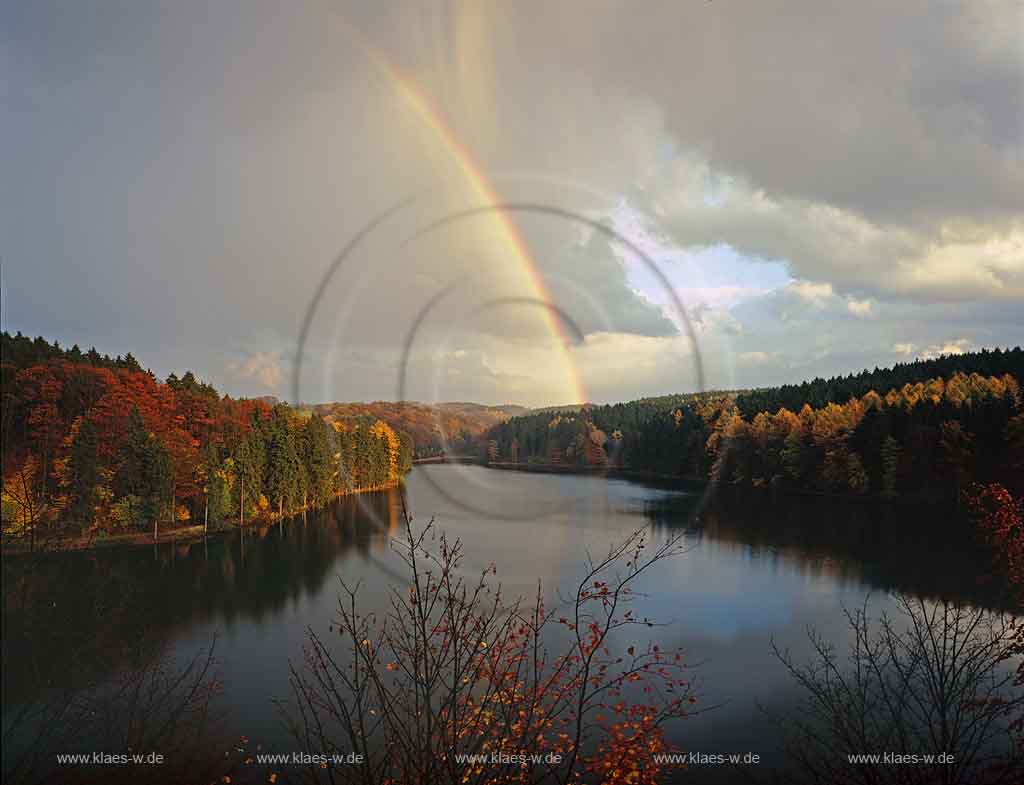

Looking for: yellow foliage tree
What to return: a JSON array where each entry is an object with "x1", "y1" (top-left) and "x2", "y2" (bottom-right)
[
  {"x1": 2, "y1": 456, "x2": 44, "y2": 542},
  {"x1": 370, "y1": 419, "x2": 400, "y2": 482}
]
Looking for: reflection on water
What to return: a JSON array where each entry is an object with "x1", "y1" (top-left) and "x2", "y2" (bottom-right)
[
  {"x1": 2, "y1": 466, "x2": 1012, "y2": 783},
  {"x1": 642, "y1": 491, "x2": 1008, "y2": 611},
  {"x1": 6, "y1": 489, "x2": 402, "y2": 646}
]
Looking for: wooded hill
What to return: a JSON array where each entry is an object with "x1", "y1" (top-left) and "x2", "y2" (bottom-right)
[
  {"x1": 1, "y1": 333, "x2": 413, "y2": 543},
  {"x1": 313, "y1": 400, "x2": 529, "y2": 458},
  {"x1": 485, "y1": 348, "x2": 1024, "y2": 503},
  {"x1": 734, "y1": 347, "x2": 1024, "y2": 417}
]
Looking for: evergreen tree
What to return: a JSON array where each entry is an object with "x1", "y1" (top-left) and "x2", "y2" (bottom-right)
[
  {"x1": 398, "y1": 431, "x2": 414, "y2": 477},
  {"x1": 116, "y1": 408, "x2": 171, "y2": 528},
  {"x1": 202, "y1": 442, "x2": 230, "y2": 529},
  {"x1": 336, "y1": 428, "x2": 356, "y2": 492},
  {"x1": 303, "y1": 415, "x2": 335, "y2": 507},
  {"x1": 235, "y1": 419, "x2": 266, "y2": 519},
  {"x1": 266, "y1": 410, "x2": 302, "y2": 517},
  {"x1": 847, "y1": 453, "x2": 869, "y2": 494},
  {"x1": 68, "y1": 418, "x2": 99, "y2": 523},
  {"x1": 881, "y1": 435, "x2": 902, "y2": 499}
]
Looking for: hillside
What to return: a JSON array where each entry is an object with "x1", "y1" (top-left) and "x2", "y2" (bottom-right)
[
  {"x1": 1, "y1": 334, "x2": 414, "y2": 543},
  {"x1": 485, "y1": 348, "x2": 1024, "y2": 503},
  {"x1": 735, "y1": 347, "x2": 1024, "y2": 417},
  {"x1": 313, "y1": 401, "x2": 529, "y2": 458}
]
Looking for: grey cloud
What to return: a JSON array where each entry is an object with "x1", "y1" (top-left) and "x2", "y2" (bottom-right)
[
  {"x1": 2, "y1": 0, "x2": 1020, "y2": 405},
  {"x1": 465, "y1": 1, "x2": 1022, "y2": 226},
  {"x1": 630, "y1": 159, "x2": 1024, "y2": 303},
  {"x1": 714, "y1": 285, "x2": 1024, "y2": 388},
  {"x1": 542, "y1": 227, "x2": 678, "y2": 339}
]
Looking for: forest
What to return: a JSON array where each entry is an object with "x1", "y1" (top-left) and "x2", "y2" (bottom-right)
[
  {"x1": 5, "y1": 332, "x2": 1023, "y2": 546},
  {"x1": 0, "y1": 332, "x2": 413, "y2": 546},
  {"x1": 485, "y1": 347, "x2": 1024, "y2": 503},
  {"x1": 313, "y1": 400, "x2": 528, "y2": 458},
  {"x1": 734, "y1": 346, "x2": 1024, "y2": 417}
]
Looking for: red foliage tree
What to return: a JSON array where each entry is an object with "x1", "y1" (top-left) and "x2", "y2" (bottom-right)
[
  {"x1": 972, "y1": 483, "x2": 1024, "y2": 589},
  {"x1": 971, "y1": 482, "x2": 1024, "y2": 748}
]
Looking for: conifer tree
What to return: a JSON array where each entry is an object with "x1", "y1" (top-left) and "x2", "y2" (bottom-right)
[
  {"x1": 68, "y1": 418, "x2": 99, "y2": 524},
  {"x1": 302, "y1": 415, "x2": 335, "y2": 507},
  {"x1": 881, "y1": 435, "x2": 901, "y2": 499}
]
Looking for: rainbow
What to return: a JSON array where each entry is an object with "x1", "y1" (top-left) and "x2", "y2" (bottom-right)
[{"x1": 337, "y1": 20, "x2": 587, "y2": 406}]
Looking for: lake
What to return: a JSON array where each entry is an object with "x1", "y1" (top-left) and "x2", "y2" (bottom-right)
[{"x1": 3, "y1": 465, "x2": 1011, "y2": 784}]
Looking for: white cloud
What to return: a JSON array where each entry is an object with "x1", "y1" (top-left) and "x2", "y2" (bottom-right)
[
  {"x1": 229, "y1": 351, "x2": 283, "y2": 391},
  {"x1": 688, "y1": 303, "x2": 743, "y2": 335},
  {"x1": 789, "y1": 280, "x2": 834, "y2": 306},
  {"x1": 642, "y1": 153, "x2": 1024, "y2": 304},
  {"x1": 738, "y1": 351, "x2": 770, "y2": 363},
  {"x1": 893, "y1": 342, "x2": 917, "y2": 356},
  {"x1": 847, "y1": 298, "x2": 874, "y2": 317},
  {"x1": 921, "y1": 338, "x2": 972, "y2": 359},
  {"x1": 897, "y1": 230, "x2": 1024, "y2": 299}
]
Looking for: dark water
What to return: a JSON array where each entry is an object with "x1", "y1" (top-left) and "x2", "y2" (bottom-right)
[{"x1": 3, "y1": 466, "x2": 1011, "y2": 783}]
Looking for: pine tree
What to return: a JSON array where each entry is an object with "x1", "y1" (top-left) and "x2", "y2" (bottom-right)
[
  {"x1": 303, "y1": 415, "x2": 335, "y2": 507},
  {"x1": 235, "y1": 426, "x2": 266, "y2": 521},
  {"x1": 69, "y1": 418, "x2": 99, "y2": 524},
  {"x1": 336, "y1": 428, "x2": 356, "y2": 492},
  {"x1": 398, "y1": 431, "x2": 414, "y2": 476},
  {"x1": 266, "y1": 412, "x2": 301, "y2": 518},
  {"x1": 881, "y1": 435, "x2": 901, "y2": 499},
  {"x1": 116, "y1": 408, "x2": 171, "y2": 531},
  {"x1": 202, "y1": 442, "x2": 231, "y2": 530},
  {"x1": 847, "y1": 453, "x2": 869, "y2": 494},
  {"x1": 939, "y1": 420, "x2": 974, "y2": 503}
]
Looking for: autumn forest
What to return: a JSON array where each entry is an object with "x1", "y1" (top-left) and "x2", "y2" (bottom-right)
[
  {"x1": 4, "y1": 333, "x2": 1024, "y2": 785},
  {"x1": 485, "y1": 346, "x2": 1024, "y2": 504},
  {"x1": 4, "y1": 333, "x2": 1024, "y2": 550},
  {"x1": 1, "y1": 331, "x2": 413, "y2": 547},
  {"x1": 7, "y1": 2, "x2": 1024, "y2": 781}
]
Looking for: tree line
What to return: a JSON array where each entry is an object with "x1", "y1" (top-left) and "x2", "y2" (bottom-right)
[
  {"x1": 486, "y1": 350, "x2": 1024, "y2": 503},
  {"x1": 2, "y1": 330, "x2": 149, "y2": 376},
  {"x1": 734, "y1": 346, "x2": 1024, "y2": 417},
  {"x1": 1, "y1": 335, "x2": 413, "y2": 545}
]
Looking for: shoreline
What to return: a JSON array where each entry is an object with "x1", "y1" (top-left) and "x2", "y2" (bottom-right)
[
  {"x1": 5, "y1": 463, "x2": 957, "y2": 556},
  {"x1": 415, "y1": 456, "x2": 707, "y2": 485},
  {"x1": 481, "y1": 460, "x2": 709, "y2": 488},
  {"x1": 477, "y1": 460, "x2": 949, "y2": 506},
  {"x1": 1, "y1": 480, "x2": 404, "y2": 556}
]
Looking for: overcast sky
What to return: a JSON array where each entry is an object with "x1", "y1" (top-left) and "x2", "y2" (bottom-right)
[{"x1": 3, "y1": 0, "x2": 1022, "y2": 407}]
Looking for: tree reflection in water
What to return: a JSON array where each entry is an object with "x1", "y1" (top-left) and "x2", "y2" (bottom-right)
[{"x1": 2, "y1": 488, "x2": 403, "y2": 784}]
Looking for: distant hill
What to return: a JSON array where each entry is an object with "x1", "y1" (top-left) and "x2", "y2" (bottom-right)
[
  {"x1": 483, "y1": 403, "x2": 531, "y2": 417},
  {"x1": 484, "y1": 346, "x2": 1024, "y2": 502},
  {"x1": 528, "y1": 392, "x2": 742, "y2": 417},
  {"x1": 734, "y1": 347, "x2": 1024, "y2": 418},
  {"x1": 313, "y1": 400, "x2": 528, "y2": 457},
  {"x1": 527, "y1": 403, "x2": 589, "y2": 416}
]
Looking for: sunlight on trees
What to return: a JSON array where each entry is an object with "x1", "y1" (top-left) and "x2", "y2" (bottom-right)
[{"x1": 1, "y1": 335, "x2": 413, "y2": 546}]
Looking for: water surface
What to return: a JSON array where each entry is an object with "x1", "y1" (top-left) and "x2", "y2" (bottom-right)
[{"x1": 4, "y1": 465, "x2": 1006, "y2": 783}]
